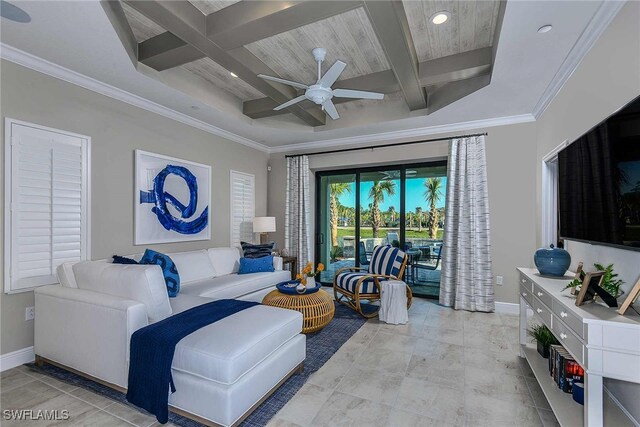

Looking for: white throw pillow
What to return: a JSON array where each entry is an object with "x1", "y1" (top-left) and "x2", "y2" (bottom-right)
[
  {"x1": 168, "y1": 250, "x2": 217, "y2": 284},
  {"x1": 56, "y1": 262, "x2": 78, "y2": 288},
  {"x1": 72, "y1": 260, "x2": 172, "y2": 322},
  {"x1": 207, "y1": 247, "x2": 242, "y2": 276}
]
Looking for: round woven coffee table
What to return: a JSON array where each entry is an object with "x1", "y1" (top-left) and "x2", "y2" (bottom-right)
[{"x1": 262, "y1": 288, "x2": 335, "y2": 333}]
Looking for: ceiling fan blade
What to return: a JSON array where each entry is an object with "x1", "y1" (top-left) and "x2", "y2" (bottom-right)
[
  {"x1": 258, "y1": 74, "x2": 308, "y2": 90},
  {"x1": 322, "y1": 100, "x2": 340, "y2": 120},
  {"x1": 273, "y1": 95, "x2": 307, "y2": 111},
  {"x1": 332, "y1": 89, "x2": 384, "y2": 100},
  {"x1": 319, "y1": 60, "x2": 346, "y2": 87}
]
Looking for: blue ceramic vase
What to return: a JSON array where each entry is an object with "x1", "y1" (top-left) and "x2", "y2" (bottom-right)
[{"x1": 534, "y1": 244, "x2": 571, "y2": 277}]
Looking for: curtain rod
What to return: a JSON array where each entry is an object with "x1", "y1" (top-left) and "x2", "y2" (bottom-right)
[{"x1": 284, "y1": 132, "x2": 488, "y2": 158}]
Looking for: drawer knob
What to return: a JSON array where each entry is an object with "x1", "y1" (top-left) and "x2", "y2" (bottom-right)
[
  {"x1": 522, "y1": 292, "x2": 528, "y2": 297},
  {"x1": 560, "y1": 333, "x2": 568, "y2": 339},
  {"x1": 561, "y1": 311, "x2": 568, "y2": 318},
  {"x1": 537, "y1": 292, "x2": 544, "y2": 297},
  {"x1": 536, "y1": 308, "x2": 543, "y2": 313}
]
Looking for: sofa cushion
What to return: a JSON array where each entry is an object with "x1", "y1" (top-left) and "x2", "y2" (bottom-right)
[
  {"x1": 140, "y1": 250, "x2": 180, "y2": 297},
  {"x1": 56, "y1": 262, "x2": 78, "y2": 288},
  {"x1": 72, "y1": 260, "x2": 172, "y2": 322},
  {"x1": 168, "y1": 250, "x2": 217, "y2": 284},
  {"x1": 172, "y1": 304, "x2": 302, "y2": 385},
  {"x1": 207, "y1": 248, "x2": 242, "y2": 276},
  {"x1": 180, "y1": 270, "x2": 291, "y2": 300},
  {"x1": 238, "y1": 256, "x2": 275, "y2": 274}
]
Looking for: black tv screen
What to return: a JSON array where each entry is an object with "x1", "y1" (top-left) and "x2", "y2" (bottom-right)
[{"x1": 558, "y1": 95, "x2": 640, "y2": 250}]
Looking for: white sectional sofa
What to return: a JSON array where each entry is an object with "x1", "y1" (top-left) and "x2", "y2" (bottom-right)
[{"x1": 34, "y1": 247, "x2": 305, "y2": 427}]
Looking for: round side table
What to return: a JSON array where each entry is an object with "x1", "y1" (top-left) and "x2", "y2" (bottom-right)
[{"x1": 262, "y1": 288, "x2": 335, "y2": 333}]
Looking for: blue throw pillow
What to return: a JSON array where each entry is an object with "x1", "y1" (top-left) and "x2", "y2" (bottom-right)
[
  {"x1": 112, "y1": 255, "x2": 138, "y2": 265},
  {"x1": 241, "y1": 241, "x2": 274, "y2": 258},
  {"x1": 139, "y1": 249, "x2": 180, "y2": 297},
  {"x1": 238, "y1": 256, "x2": 274, "y2": 274}
]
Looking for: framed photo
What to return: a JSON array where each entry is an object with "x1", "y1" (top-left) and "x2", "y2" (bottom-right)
[
  {"x1": 135, "y1": 150, "x2": 211, "y2": 244},
  {"x1": 575, "y1": 271, "x2": 606, "y2": 306},
  {"x1": 618, "y1": 278, "x2": 640, "y2": 315},
  {"x1": 571, "y1": 262, "x2": 584, "y2": 295}
]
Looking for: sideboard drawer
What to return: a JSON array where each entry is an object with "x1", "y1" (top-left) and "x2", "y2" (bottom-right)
[
  {"x1": 520, "y1": 284, "x2": 533, "y2": 306},
  {"x1": 552, "y1": 318, "x2": 584, "y2": 365},
  {"x1": 533, "y1": 282, "x2": 553, "y2": 307},
  {"x1": 552, "y1": 299, "x2": 584, "y2": 339},
  {"x1": 533, "y1": 298, "x2": 552, "y2": 326},
  {"x1": 519, "y1": 273, "x2": 533, "y2": 292}
]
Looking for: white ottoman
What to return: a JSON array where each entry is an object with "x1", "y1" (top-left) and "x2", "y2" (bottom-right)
[{"x1": 379, "y1": 280, "x2": 409, "y2": 324}]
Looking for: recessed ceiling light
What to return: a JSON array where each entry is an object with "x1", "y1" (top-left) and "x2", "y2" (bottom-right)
[
  {"x1": 0, "y1": 1, "x2": 31, "y2": 23},
  {"x1": 538, "y1": 25, "x2": 553, "y2": 33},
  {"x1": 230, "y1": 72, "x2": 238, "y2": 78},
  {"x1": 430, "y1": 11, "x2": 450, "y2": 25}
]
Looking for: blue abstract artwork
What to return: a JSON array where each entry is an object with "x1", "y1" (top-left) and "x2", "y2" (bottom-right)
[{"x1": 135, "y1": 151, "x2": 211, "y2": 244}]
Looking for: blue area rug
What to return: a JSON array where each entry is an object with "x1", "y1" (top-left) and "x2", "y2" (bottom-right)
[{"x1": 26, "y1": 302, "x2": 366, "y2": 427}]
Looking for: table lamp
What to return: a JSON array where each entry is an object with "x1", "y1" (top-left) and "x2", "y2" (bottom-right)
[{"x1": 253, "y1": 217, "x2": 276, "y2": 244}]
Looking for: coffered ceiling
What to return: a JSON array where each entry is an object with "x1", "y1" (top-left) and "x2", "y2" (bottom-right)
[
  {"x1": 117, "y1": 0, "x2": 504, "y2": 126},
  {"x1": 0, "y1": 0, "x2": 619, "y2": 149}
]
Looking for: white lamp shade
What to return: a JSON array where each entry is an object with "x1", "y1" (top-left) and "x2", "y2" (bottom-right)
[{"x1": 253, "y1": 216, "x2": 276, "y2": 233}]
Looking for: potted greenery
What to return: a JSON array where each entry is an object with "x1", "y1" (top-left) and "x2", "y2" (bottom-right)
[
  {"x1": 528, "y1": 324, "x2": 559, "y2": 358},
  {"x1": 564, "y1": 263, "x2": 624, "y2": 298}
]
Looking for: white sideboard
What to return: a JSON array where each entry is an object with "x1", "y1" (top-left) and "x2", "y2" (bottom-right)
[{"x1": 517, "y1": 268, "x2": 640, "y2": 427}]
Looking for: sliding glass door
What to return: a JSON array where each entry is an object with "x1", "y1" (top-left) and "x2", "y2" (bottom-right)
[{"x1": 316, "y1": 162, "x2": 447, "y2": 298}]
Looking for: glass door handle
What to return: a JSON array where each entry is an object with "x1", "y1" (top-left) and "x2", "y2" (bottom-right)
[{"x1": 318, "y1": 233, "x2": 324, "y2": 244}]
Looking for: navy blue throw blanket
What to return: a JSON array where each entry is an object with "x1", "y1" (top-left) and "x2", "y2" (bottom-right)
[{"x1": 126, "y1": 299, "x2": 259, "y2": 423}]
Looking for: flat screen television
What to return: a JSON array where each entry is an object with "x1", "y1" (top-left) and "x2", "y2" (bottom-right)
[{"x1": 558, "y1": 95, "x2": 640, "y2": 251}]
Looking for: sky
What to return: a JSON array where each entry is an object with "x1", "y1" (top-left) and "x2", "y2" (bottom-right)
[{"x1": 337, "y1": 177, "x2": 447, "y2": 212}]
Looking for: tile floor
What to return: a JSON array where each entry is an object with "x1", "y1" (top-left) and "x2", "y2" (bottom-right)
[
  {"x1": 0, "y1": 298, "x2": 559, "y2": 427},
  {"x1": 267, "y1": 298, "x2": 560, "y2": 427}
]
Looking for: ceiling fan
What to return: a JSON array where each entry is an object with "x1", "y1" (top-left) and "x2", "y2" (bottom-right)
[{"x1": 257, "y1": 48, "x2": 384, "y2": 120}]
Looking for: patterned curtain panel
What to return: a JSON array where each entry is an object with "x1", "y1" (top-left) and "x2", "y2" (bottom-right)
[
  {"x1": 285, "y1": 155, "x2": 312, "y2": 272},
  {"x1": 439, "y1": 135, "x2": 494, "y2": 312}
]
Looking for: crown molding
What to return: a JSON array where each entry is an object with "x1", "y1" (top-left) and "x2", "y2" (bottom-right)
[
  {"x1": 531, "y1": 0, "x2": 626, "y2": 119},
  {"x1": 269, "y1": 113, "x2": 536, "y2": 154},
  {"x1": 0, "y1": 43, "x2": 270, "y2": 153}
]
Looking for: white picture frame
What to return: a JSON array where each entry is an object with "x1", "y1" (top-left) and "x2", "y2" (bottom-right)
[{"x1": 135, "y1": 150, "x2": 211, "y2": 244}]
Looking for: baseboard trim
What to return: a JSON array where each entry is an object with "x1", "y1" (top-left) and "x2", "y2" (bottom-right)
[
  {"x1": 495, "y1": 302, "x2": 519, "y2": 315},
  {"x1": 0, "y1": 346, "x2": 35, "y2": 372}
]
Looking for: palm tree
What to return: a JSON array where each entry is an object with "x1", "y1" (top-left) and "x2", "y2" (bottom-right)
[
  {"x1": 415, "y1": 207, "x2": 423, "y2": 232},
  {"x1": 424, "y1": 177, "x2": 444, "y2": 239},
  {"x1": 369, "y1": 180, "x2": 396, "y2": 238},
  {"x1": 330, "y1": 182, "x2": 351, "y2": 247},
  {"x1": 387, "y1": 206, "x2": 397, "y2": 224}
]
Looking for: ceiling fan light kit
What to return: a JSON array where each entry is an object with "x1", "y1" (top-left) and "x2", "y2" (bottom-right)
[{"x1": 257, "y1": 47, "x2": 384, "y2": 120}]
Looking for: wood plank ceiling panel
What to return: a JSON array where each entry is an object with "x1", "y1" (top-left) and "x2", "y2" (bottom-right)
[
  {"x1": 184, "y1": 58, "x2": 264, "y2": 100},
  {"x1": 403, "y1": 0, "x2": 501, "y2": 62},
  {"x1": 244, "y1": 7, "x2": 390, "y2": 86}
]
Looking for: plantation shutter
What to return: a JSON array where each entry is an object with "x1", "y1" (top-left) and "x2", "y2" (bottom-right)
[
  {"x1": 6, "y1": 121, "x2": 89, "y2": 292},
  {"x1": 230, "y1": 170, "x2": 255, "y2": 247}
]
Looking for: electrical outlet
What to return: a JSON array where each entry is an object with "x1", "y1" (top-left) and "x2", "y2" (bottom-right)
[
  {"x1": 25, "y1": 306, "x2": 35, "y2": 321},
  {"x1": 496, "y1": 276, "x2": 504, "y2": 286}
]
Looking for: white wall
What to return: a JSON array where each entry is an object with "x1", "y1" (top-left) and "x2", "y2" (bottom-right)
[
  {"x1": 268, "y1": 121, "x2": 539, "y2": 306},
  {"x1": 535, "y1": 2, "x2": 640, "y2": 422},
  {"x1": 0, "y1": 60, "x2": 270, "y2": 356}
]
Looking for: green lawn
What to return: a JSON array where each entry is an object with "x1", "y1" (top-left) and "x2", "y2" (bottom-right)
[{"x1": 336, "y1": 227, "x2": 443, "y2": 240}]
